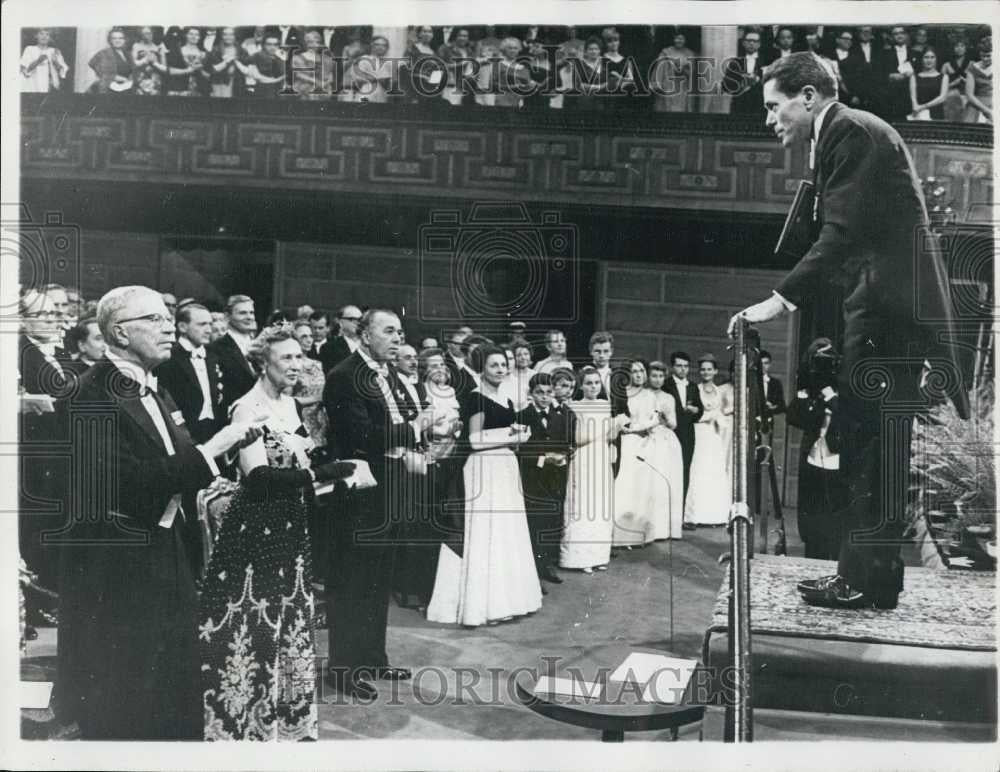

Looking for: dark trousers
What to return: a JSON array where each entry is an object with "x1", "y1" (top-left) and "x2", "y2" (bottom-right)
[
  {"x1": 677, "y1": 429, "x2": 695, "y2": 499},
  {"x1": 326, "y1": 460, "x2": 402, "y2": 680},
  {"x1": 798, "y1": 461, "x2": 849, "y2": 561},
  {"x1": 392, "y1": 468, "x2": 438, "y2": 608},
  {"x1": 521, "y1": 464, "x2": 567, "y2": 567},
  {"x1": 59, "y1": 524, "x2": 201, "y2": 740},
  {"x1": 833, "y1": 275, "x2": 922, "y2": 602}
]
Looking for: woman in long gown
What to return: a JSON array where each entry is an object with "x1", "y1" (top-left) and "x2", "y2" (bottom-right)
[
  {"x1": 685, "y1": 354, "x2": 733, "y2": 526},
  {"x1": 561, "y1": 367, "x2": 629, "y2": 571},
  {"x1": 199, "y1": 325, "x2": 354, "y2": 741},
  {"x1": 652, "y1": 32, "x2": 696, "y2": 113},
  {"x1": 612, "y1": 359, "x2": 685, "y2": 546},
  {"x1": 647, "y1": 361, "x2": 686, "y2": 539},
  {"x1": 426, "y1": 345, "x2": 542, "y2": 627}
]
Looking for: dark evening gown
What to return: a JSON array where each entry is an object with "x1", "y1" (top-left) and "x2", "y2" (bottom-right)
[{"x1": 199, "y1": 419, "x2": 318, "y2": 741}]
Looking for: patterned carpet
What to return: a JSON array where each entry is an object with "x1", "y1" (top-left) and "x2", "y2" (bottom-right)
[{"x1": 706, "y1": 556, "x2": 996, "y2": 651}]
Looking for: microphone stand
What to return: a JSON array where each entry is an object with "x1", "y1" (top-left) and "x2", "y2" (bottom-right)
[{"x1": 725, "y1": 320, "x2": 755, "y2": 742}]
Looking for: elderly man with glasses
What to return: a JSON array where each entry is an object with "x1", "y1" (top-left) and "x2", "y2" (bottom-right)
[
  {"x1": 324, "y1": 304, "x2": 364, "y2": 372},
  {"x1": 56, "y1": 285, "x2": 264, "y2": 739}
]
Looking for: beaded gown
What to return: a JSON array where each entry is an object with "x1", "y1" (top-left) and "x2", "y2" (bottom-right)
[{"x1": 199, "y1": 393, "x2": 318, "y2": 741}]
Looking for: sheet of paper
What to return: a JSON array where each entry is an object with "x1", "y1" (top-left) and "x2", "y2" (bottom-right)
[
  {"x1": 314, "y1": 459, "x2": 378, "y2": 496},
  {"x1": 609, "y1": 652, "x2": 698, "y2": 687},
  {"x1": 21, "y1": 393, "x2": 55, "y2": 414},
  {"x1": 22, "y1": 680, "x2": 53, "y2": 709},
  {"x1": 640, "y1": 663, "x2": 698, "y2": 705},
  {"x1": 428, "y1": 69, "x2": 443, "y2": 85},
  {"x1": 533, "y1": 676, "x2": 601, "y2": 700}
]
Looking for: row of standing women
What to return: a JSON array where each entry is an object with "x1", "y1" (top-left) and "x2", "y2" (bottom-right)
[{"x1": 424, "y1": 352, "x2": 735, "y2": 628}]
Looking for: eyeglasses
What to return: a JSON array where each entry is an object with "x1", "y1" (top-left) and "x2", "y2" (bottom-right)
[
  {"x1": 115, "y1": 313, "x2": 172, "y2": 328},
  {"x1": 340, "y1": 316, "x2": 362, "y2": 322}
]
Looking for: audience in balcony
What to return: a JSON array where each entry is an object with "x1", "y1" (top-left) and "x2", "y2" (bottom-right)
[
  {"x1": 205, "y1": 26, "x2": 250, "y2": 98},
  {"x1": 723, "y1": 27, "x2": 765, "y2": 115},
  {"x1": 88, "y1": 28, "x2": 134, "y2": 93},
  {"x1": 247, "y1": 34, "x2": 285, "y2": 98},
  {"x1": 942, "y1": 37, "x2": 971, "y2": 123},
  {"x1": 39, "y1": 23, "x2": 992, "y2": 125},
  {"x1": 910, "y1": 48, "x2": 948, "y2": 121},
  {"x1": 131, "y1": 26, "x2": 166, "y2": 95},
  {"x1": 164, "y1": 27, "x2": 209, "y2": 96},
  {"x1": 653, "y1": 30, "x2": 696, "y2": 113},
  {"x1": 965, "y1": 36, "x2": 993, "y2": 124},
  {"x1": 20, "y1": 28, "x2": 70, "y2": 93}
]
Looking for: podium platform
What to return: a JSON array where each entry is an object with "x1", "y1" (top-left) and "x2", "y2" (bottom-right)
[{"x1": 702, "y1": 556, "x2": 997, "y2": 725}]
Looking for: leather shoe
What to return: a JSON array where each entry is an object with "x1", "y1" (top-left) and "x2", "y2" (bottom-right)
[
  {"x1": 374, "y1": 666, "x2": 412, "y2": 681},
  {"x1": 797, "y1": 574, "x2": 869, "y2": 609},
  {"x1": 682, "y1": 522, "x2": 696, "y2": 531},
  {"x1": 540, "y1": 566, "x2": 563, "y2": 584},
  {"x1": 796, "y1": 573, "x2": 839, "y2": 594}
]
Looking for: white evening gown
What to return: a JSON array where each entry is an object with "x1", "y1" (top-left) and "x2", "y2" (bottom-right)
[
  {"x1": 426, "y1": 391, "x2": 542, "y2": 626},
  {"x1": 685, "y1": 383, "x2": 733, "y2": 525},
  {"x1": 611, "y1": 389, "x2": 685, "y2": 545},
  {"x1": 560, "y1": 399, "x2": 615, "y2": 569}
]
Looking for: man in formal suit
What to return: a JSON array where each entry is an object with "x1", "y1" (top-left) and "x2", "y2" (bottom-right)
[
  {"x1": 389, "y1": 343, "x2": 436, "y2": 608},
  {"x1": 759, "y1": 349, "x2": 787, "y2": 434},
  {"x1": 663, "y1": 351, "x2": 704, "y2": 528},
  {"x1": 840, "y1": 26, "x2": 882, "y2": 113},
  {"x1": 444, "y1": 325, "x2": 477, "y2": 400},
  {"x1": 56, "y1": 286, "x2": 261, "y2": 739},
  {"x1": 324, "y1": 304, "x2": 363, "y2": 373},
  {"x1": 307, "y1": 310, "x2": 335, "y2": 372},
  {"x1": 586, "y1": 330, "x2": 615, "y2": 399},
  {"x1": 516, "y1": 373, "x2": 573, "y2": 585},
  {"x1": 155, "y1": 302, "x2": 225, "y2": 446},
  {"x1": 879, "y1": 25, "x2": 920, "y2": 120},
  {"x1": 18, "y1": 289, "x2": 75, "y2": 603},
  {"x1": 208, "y1": 294, "x2": 257, "y2": 421},
  {"x1": 768, "y1": 27, "x2": 798, "y2": 65},
  {"x1": 724, "y1": 28, "x2": 766, "y2": 116},
  {"x1": 322, "y1": 309, "x2": 449, "y2": 700},
  {"x1": 62, "y1": 317, "x2": 106, "y2": 377},
  {"x1": 731, "y1": 53, "x2": 969, "y2": 609}
]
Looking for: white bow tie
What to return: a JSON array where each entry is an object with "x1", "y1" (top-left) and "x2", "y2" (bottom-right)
[{"x1": 190, "y1": 347, "x2": 206, "y2": 359}]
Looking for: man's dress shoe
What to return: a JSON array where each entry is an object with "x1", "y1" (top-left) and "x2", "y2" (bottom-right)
[
  {"x1": 798, "y1": 574, "x2": 898, "y2": 610},
  {"x1": 540, "y1": 567, "x2": 563, "y2": 584}
]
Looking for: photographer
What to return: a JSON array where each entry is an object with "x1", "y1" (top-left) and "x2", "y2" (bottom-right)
[{"x1": 787, "y1": 338, "x2": 848, "y2": 561}]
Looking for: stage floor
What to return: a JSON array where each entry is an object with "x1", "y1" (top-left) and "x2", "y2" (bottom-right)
[{"x1": 21, "y1": 515, "x2": 995, "y2": 742}]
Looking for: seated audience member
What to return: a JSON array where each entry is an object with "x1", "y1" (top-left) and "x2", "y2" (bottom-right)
[
  {"x1": 205, "y1": 26, "x2": 250, "y2": 97},
  {"x1": 164, "y1": 27, "x2": 209, "y2": 96},
  {"x1": 89, "y1": 28, "x2": 134, "y2": 93},
  {"x1": 248, "y1": 33, "x2": 286, "y2": 98},
  {"x1": 131, "y1": 25, "x2": 166, "y2": 95},
  {"x1": 909, "y1": 47, "x2": 948, "y2": 120},
  {"x1": 64, "y1": 318, "x2": 107, "y2": 376},
  {"x1": 21, "y1": 28, "x2": 70, "y2": 93},
  {"x1": 534, "y1": 329, "x2": 574, "y2": 375},
  {"x1": 787, "y1": 338, "x2": 848, "y2": 560},
  {"x1": 517, "y1": 373, "x2": 573, "y2": 585}
]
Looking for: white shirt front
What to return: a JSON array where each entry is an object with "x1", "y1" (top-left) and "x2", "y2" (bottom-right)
[
  {"x1": 860, "y1": 42, "x2": 872, "y2": 63},
  {"x1": 344, "y1": 335, "x2": 360, "y2": 353},
  {"x1": 836, "y1": 48, "x2": 850, "y2": 62},
  {"x1": 179, "y1": 336, "x2": 214, "y2": 421},
  {"x1": 672, "y1": 376, "x2": 688, "y2": 407},
  {"x1": 745, "y1": 53, "x2": 758, "y2": 72},
  {"x1": 228, "y1": 328, "x2": 253, "y2": 357},
  {"x1": 895, "y1": 45, "x2": 909, "y2": 66}
]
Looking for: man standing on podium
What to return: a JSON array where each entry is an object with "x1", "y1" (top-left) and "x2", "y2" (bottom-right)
[{"x1": 729, "y1": 53, "x2": 969, "y2": 610}]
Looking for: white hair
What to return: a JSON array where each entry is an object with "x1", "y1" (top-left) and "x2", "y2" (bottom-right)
[{"x1": 96, "y1": 285, "x2": 157, "y2": 340}]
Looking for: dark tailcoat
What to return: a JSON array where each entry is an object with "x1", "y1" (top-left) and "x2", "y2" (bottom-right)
[
  {"x1": 516, "y1": 403, "x2": 574, "y2": 566},
  {"x1": 56, "y1": 358, "x2": 216, "y2": 739},
  {"x1": 722, "y1": 54, "x2": 766, "y2": 115},
  {"x1": 776, "y1": 102, "x2": 968, "y2": 601},
  {"x1": 208, "y1": 332, "x2": 256, "y2": 421},
  {"x1": 663, "y1": 378, "x2": 704, "y2": 498},
  {"x1": 322, "y1": 351, "x2": 419, "y2": 676},
  {"x1": 154, "y1": 341, "x2": 225, "y2": 444}
]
